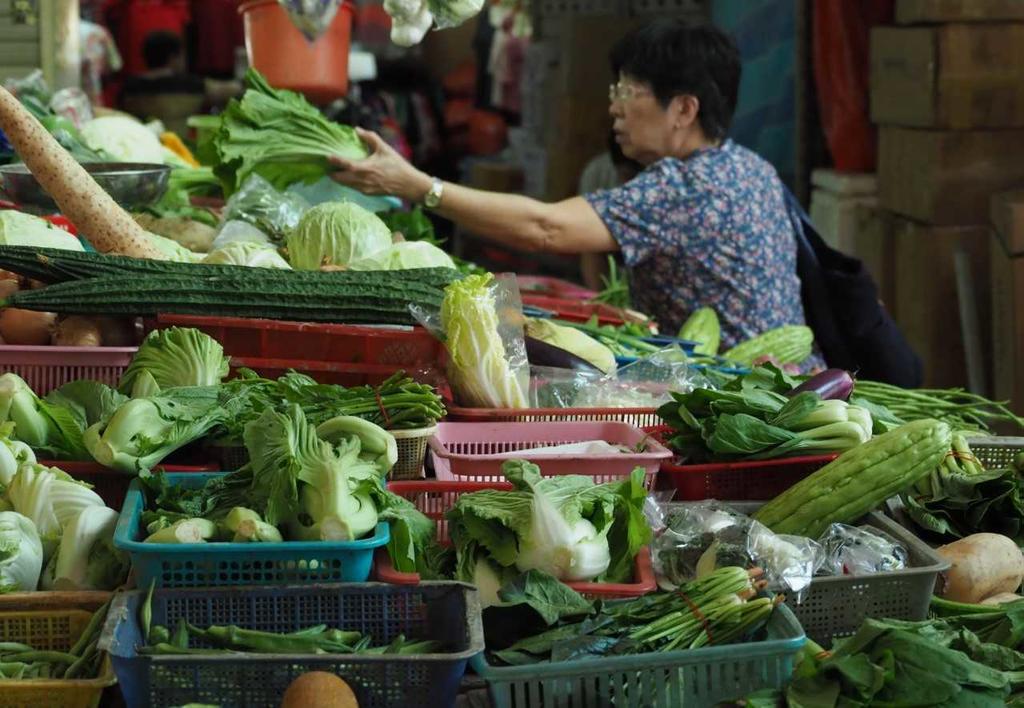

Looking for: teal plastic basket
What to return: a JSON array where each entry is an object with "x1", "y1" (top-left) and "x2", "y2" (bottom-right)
[
  {"x1": 472, "y1": 603, "x2": 805, "y2": 708},
  {"x1": 114, "y1": 473, "x2": 389, "y2": 588}
]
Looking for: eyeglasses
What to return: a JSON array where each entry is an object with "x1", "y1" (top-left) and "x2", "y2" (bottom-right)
[{"x1": 609, "y1": 81, "x2": 651, "y2": 103}]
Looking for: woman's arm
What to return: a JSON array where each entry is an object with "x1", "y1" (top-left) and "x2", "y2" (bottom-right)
[{"x1": 330, "y1": 128, "x2": 619, "y2": 255}]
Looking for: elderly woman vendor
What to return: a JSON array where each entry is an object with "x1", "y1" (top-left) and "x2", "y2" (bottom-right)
[{"x1": 331, "y1": 20, "x2": 810, "y2": 349}]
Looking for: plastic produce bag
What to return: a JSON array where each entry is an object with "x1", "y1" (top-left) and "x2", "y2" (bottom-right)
[
  {"x1": 817, "y1": 523, "x2": 907, "y2": 576},
  {"x1": 651, "y1": 501, "x2": 822, "y2": 601},
  {"x1": 278, "y1": 0, "x2": 343, "y2": 42},
  {"x1": 413, "y1": 273, "x2": 530, "y2": 409},
  {"x1": 528, "y1": 346, "x2": 711, "y2": 409},
  {"x1": 219, "y1": 174, "x2": 310, "y2": 243}
]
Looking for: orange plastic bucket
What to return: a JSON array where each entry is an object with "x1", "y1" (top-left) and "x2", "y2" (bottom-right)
[{"x1": 240, "y1": 0, "x2": 354, "y2": 103}]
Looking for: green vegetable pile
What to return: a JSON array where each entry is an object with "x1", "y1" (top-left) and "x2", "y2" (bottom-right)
[
  {"x1": 486, "y1": 566, "x2": 776, "y2": 666},
  {"x1": 902, "y1": 434, "x2": 1024, "y2": 543},
  {"x1": 657, "y1": 366, "x2": 872, "y2": 463},
  {"x1": 135, "y1": 583, "x2": 440, "y2": 657},
  {"x1": 739, "y1": 615, "x2": 1024, "y2": 707}
]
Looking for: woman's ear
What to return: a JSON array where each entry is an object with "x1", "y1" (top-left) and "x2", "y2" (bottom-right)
[{"x1": 672, "y1": 95, "x2": 701, "y2": 129}]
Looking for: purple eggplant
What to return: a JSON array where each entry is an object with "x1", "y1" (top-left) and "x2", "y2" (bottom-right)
[{"x1": 787, "y1": 368, "x2": 855, "y2": 401}]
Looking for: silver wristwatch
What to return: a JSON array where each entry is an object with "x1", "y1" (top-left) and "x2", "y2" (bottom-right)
[{"x1": 423, "y1": 177, "x2": 444, "y2": 209}]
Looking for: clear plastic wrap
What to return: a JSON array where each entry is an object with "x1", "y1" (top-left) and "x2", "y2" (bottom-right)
[
  {"x1": 413, "y1": 273, "x2": 530, "y2": 409},
  {"x1": 528, "y1": 347, "x2": 711, "y2": 409},
  {"x1": 817, "y1": 523, "x2": 908, "y2": 576},
  {"x1": 277, "y1": 0, "x2": 343, "y2": 42},
  {"x1": 219, "y1": 175, "x2": 311, "y2": 243},
  {"x1": 651, "y1": 501, "x2": 822, "y2": 601}
]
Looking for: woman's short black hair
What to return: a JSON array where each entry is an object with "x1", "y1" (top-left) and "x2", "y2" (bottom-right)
[
  {"x1": 143, "y1": 31, "x2": 184, "y2": 70},
  {"x1": 610, "y1": 19, "x2": 741, "y2": 140}
]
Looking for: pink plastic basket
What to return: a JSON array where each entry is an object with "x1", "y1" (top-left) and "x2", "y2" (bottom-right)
[
  {"x1": 428, "y1": 421, "x2": 670, "y2": 487},
  {"x1": 445, "y1": 403, "x2": 661, "y2": 428},
  {"x1": 375, "y1": 480, "x2": 657, "y2": 599},
  {"x1": 0, "y1": 346, "x2": 136, "y2": 394}
]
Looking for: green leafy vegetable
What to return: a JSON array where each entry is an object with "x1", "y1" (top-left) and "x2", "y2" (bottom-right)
[
  {"x1": 213, "y1": 69, "x2": 369, "y2": 194},
  {"x1": 448, "y1": 460, "x2": 651, "y2": 596},
  {"x1": 83, "y1": 386, "x2": 229, "y2": 473},
  {"x1": 118, "y1": 327, "x2": 230, "y2": 398}
]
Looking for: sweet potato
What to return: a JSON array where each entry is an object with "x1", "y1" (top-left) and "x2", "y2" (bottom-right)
[{"x1": 937, "y1": 533, "x2": 1024, "y2": 604}]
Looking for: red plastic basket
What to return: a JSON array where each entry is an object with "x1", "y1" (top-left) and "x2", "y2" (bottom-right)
[
  {"x1": 375, "y1": 480, "x2": 657, "y2": 599},
  {"x1": 520, "y1": 294, "x2": 640, "y2": 325},
  {"x1": 445, "y1": 403, "x2": 660, "y2": 428},
  {"x1": 230, "y1": 356, "x2": 441, "y2": 387},
  {"x1": 515, "y1": 275, "x2": 598, "y2": 300},
  {"x1": 429, "y1": 421, "x2": 669, "y2": 487},
  {"x1": 41, "y1": 461, "x2": 220, "y2": 509},
  {"x1": 659, "y1": 454, "x2": 839, "y2": 501},
  {"x1": 149, "y1": 314, "x2": 443, "y2": 366},
  {"x1": 0, "y1": 346, "x2": 137, "y2": 395}
]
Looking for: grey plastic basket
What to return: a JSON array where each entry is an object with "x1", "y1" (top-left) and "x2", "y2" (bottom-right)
[
  {"x1": 99, "y1": 582, "x2": 484, "y2": 708},
  {"x1": 665, "y1": 502, "x2": 949, "y2": 647},
  {"x1": 965, "y1": 435, "x2": 1024, "y2": 470}
]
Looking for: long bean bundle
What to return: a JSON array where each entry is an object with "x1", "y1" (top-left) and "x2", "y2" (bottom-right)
[
  {"x1": 220, "y1": 370, "x2": 445, "y2": 438},
  {"x1": 852, "y1": 380, "x2": 1024, "y2": 432}
]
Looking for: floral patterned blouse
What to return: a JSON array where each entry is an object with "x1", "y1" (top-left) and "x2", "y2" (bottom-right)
[{"x1": 584, "y1": 139, "x2": 809, "y2": 350}]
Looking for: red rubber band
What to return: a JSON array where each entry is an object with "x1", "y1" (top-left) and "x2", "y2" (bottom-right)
[
  {"x1": 375, "y1": 389, "x2": 392, "y2": 427},
  {"x1": 676, "y1": 590, "x2": 713, "y2": 644}
]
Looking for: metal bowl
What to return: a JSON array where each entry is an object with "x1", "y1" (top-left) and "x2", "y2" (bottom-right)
[{"x1": 0, "y1": 162, "x2": 172, "y2": 213}]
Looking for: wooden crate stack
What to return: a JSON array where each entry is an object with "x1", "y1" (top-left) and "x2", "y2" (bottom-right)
[{"x1": 869, "y1": 0, "x2": 1024, "y2": 390}]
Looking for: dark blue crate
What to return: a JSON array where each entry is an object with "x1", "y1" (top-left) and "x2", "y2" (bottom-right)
[
  {"x1": 114, "y1": 472, "x2": 388, "y2": 588},
  {"x1": 99, "y1": 582, "x2": 484, "y2": 708}
]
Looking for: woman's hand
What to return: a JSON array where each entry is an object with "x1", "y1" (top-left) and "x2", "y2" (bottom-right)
[{"x1": 329, "y1": 128, "x2": 432, "y2": 202}]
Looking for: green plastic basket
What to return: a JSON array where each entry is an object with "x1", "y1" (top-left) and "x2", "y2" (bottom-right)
[{"x1": 471, "y1": 603, "x2": 805, "y2": 708}]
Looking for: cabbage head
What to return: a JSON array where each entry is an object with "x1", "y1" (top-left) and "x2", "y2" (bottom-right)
[
  {"x1": 286, "y1": 202, "x2": 392, "y2": 270},
  {"x1": 203, "y1": 242, "x2": 292, "y2": 269},
  {"x1": 0, "y1": 211, "x2": 83, "y2": 251},
  {"x1": 80, "y1": 116, "x2": 164, "y2": 163},
  {"x1": 348, "y1": 241, "x2": 455, "y2": 271}
]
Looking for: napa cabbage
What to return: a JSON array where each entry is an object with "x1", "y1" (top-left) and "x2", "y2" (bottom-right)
[
  {"x1": 0, "y1": 511, "x2": 43, "y2": 592},
  {"x1": 6, "y1": 464, "x2": 104, "y2": 556},
  {"x1": 286, "y1": 201, "x2": 393, "y2": 270},
  {"x1": 118, "y1": 327, "x2": 230, "y2": 398},
  {"x1": 41, "y1": 505, "x2": 129, "y2": 591},
  {"x1": 441, "y1": 273, "x2": 529, "y2": 408}
]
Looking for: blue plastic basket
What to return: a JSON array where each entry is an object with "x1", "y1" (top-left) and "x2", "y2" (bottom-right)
[
  {"x1": 99, "y1": 582, "x2": 484, "y2": 708},
  {"x1": 472, "y1": 603, "x2": 805, "y2": 708},
  {"x1": 114, "y1": 473, "x2": 389, "y2": 588}
]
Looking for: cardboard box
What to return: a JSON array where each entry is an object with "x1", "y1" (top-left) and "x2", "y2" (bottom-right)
[
  {"x1": 990, "y1": 234, "x2": 1024, "y2": 413},
  {"x1": 891, "y1": 216, "x2": 990, "y2": 389},
  {"x1": 896, "y1": 0, "x2": 1024, "y2": 24},
  {"x1": 871, "y1": 24, "x2": 1024, "y2": 128},
  {"x1": 878, "y1": 127, "x2": 1024, "y2": 225},
  {"x1": 992, "y1": 189, "x2": 1024, "y2": 258}
]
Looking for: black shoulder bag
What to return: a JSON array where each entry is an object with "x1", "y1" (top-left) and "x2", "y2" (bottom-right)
[{"x1": 785, "y1": 188, "x2": 923, "y2": 388}]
